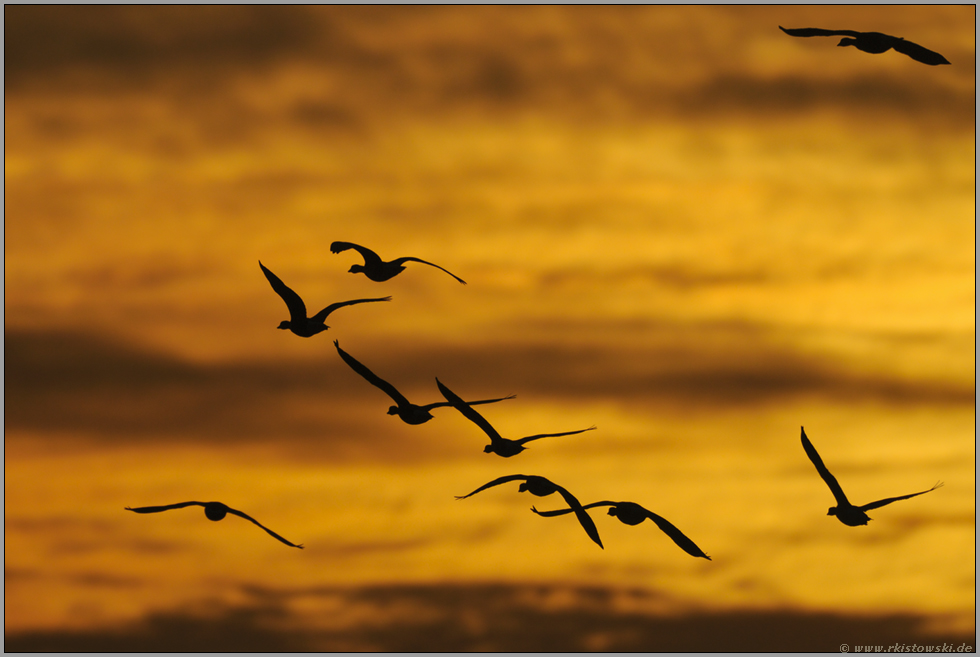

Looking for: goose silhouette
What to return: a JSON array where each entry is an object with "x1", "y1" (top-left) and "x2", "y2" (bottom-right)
[
  {"x1": 800, "y1": 427, "x2": 943, "y2": 526},
  {"x1": 779, "y1": 26, "x2": 951, "y2": 65},
  {"x1": 125, "y1": 501, "x2": 303, "y2": 548},
  {"x1": 259, "y1": 261, "x2": 390, "y2": 337},
  {"x1": 436, "y1": 378, "x2": 596, "y2": 457},
  {"x1": 455, "y1": 474, "x2": 603, "y2": 548},
  {"x1": 334, "y1": 340, "x2": 515, "y2": 425},
  {"x1": 330, "y1": 241, "x2": 467, "y2": 284},
  {"x1": 531, "y1": 501, "x2": 711, "y2": 560}
]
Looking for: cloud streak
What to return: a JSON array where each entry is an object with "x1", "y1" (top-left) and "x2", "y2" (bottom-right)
[
  {"x1": 5, "y1": 7, "x2": 973, "y2": 127},
  {"x1": 4, "y1": 581, "x2": 973, "y2": 651},
  {"x1": 6, "y1": 329, "x2": 971, "y2": 455}
]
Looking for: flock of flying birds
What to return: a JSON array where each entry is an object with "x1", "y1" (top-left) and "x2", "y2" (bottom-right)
[{"x1": 126, "y1": 24, "x2": 949, "y2": 557}]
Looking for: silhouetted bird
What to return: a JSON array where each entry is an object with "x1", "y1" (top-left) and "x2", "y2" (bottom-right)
[
  {"x1": 330, "y1": 241, "x2": 467, "y2": 284},
  {"x1": 436, "y1": 378, "x2": 596, "y2": 457},
  {"x1": 800, "y1": 427, "x2": 943, "y2": 527},
  {"x1": 531, "y1": 501, "x2": 711, "y2": 560},
  {"x1": 779, "y1": 26, "x2": 951, "y2": 65},
  {"x1": 260, "y1": 261, "x2": 390, "y2": 337},
  {"x1": 456, "y1": 474, "x2": 603, "y2": 548},
  {"x1": 125, "y1": 501, "x2": 303, "y2": 548},
  {"x1": 333, "y1": 340, "x2": 514, "y2": 425}
]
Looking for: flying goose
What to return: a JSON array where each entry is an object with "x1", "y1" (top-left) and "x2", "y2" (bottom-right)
[
  {"x1": 532, "y1": 501, "x2": 711, "y2": 560},
  {"x1": 455, "y1": 474, "x2": 603, "y2": 548},
  {"x1": 779, "y1": 26, "x2": 951, "y2": 65},
  {"x1": 800, "y1": 427, "x2": 943, "y2": 526},
  {"x1": 436, "y1": 378, "x2": 595, "y2": 457},
  {"x1": 260, "y1": 261, "x2": 390, "y2": 337},
  {"x1": 125, "y1": 501, "x2": 303, "y2": 548},
  {"x1": 334, "y1": 340, "x2": 514, "y2": 425},
  {"x1": 330, "y1": 241, "x2": 467, "y2": 284}
]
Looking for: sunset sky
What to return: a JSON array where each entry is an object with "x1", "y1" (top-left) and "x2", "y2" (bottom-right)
[{"x1": 4, "y1": 5, "x2": 975, "y2": 651}]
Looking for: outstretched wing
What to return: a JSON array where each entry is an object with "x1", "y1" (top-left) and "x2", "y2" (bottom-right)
[
  {"x1": 330, "y1": 241, "x2": 382, "y2": 267},
  {"x1": 550, "y1": 483, "x2": 603, "y2": 549},
  {"x1": 437, "y1": 378, "x2": 505, "y2": 445},
  {"x1": 311, "y1": 296, "x2": 391, "y2": 323},
  {"x1": 860, "y1": 481, "x2": 944, "y2": 512},
  {"x1": 259, "y1": 261, "x2": 307, "y2": 324},
  {"x1": 642, "y1": 507, "x2": 712, "y2": 560},
  {"x1": 392, "y1": 257, "x2": 467, "y2": 284},
  {"x1": 125, "y1": 501, "x2": 204, "y2": 514},
  {"x1": 779, "y1": 26, "x2": 863, "y2": 38},
  {"x1": 224, "y1": 506, "x2": 304, "y2": 549},
  {"x1": 419, "y1": 394, "x2": 516, "y2": 412},
  {"x1": 800, "y1": 427, "x2": 851, "y2": 507},
  {"x1": 334, "y1": 340, "x2": 410, "y2": 407},
  {"x1": 530, "y1": 500, "x2": 616, "y2": 518},
  {"x1": 467, "y1": 394, "x2": 517, "y2": 406},
  {"x1": 455, "y1": 474, "x2": 528, "y2": 500},
  {"x1": 516, "y1": 425, "x2": 597, "y2": 446},
  {"x1": 890, "y1": 38, "x2": 951, "y2": 65}
]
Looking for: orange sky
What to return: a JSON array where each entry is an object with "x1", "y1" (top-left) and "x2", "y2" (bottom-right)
[{"x1": 4, "y1": 5, "x2": 975, "y2": 651}]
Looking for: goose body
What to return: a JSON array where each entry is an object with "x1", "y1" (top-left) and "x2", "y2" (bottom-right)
[
  {"x1": 779, "y1": 26, "x2": 951, "y2": 65},
  {"x1": 532, "y1": 500, "x2": 711, "y2": 560},
  {"x1": 334, "y1": 341, "x2": 514, "y2": 425},
  {"x1": 125, "y1": 501, "x2": 303, "y2": 548},
  {"x1": 260, "y1": 261, "x2": 390, "y2": 337},
  {"x1": 456, "y1": 474, "x2": 603, "y2": 548},
  {"x1": 437, "y1": 378, "x2": 595, "y2": 457},
  {"x1": 330, "y1": 241, "x2": 466, "y2": 284},
  {"x1": 800, "y1": 427, "x2": 943, "y2": 526}
]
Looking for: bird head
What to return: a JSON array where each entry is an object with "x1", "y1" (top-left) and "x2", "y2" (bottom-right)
[
  {"x1": 827, "y1": 507, "x2": 838, "y2": 516},
  {"x1": 607, "y1": 507, "x2": 620, "y2": 517},
  {"x1": 837, "y1": 38, "x2": 856, "y2": 48},
  {"x1": 483, "y1": 444, "x2": 495, "y2": 454},
  {"x1": 349, "y1": 265, "x2": 364, "y2": 275},
  {"x1": 517, "y1": 481, "x2": 529, "y2": 493},
  {"x1": 277, "y1": 320, "x2": 291, "y2": 330},
  {"x1": 387, "y1": 406, "x2": 400, "y2": 416}
]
